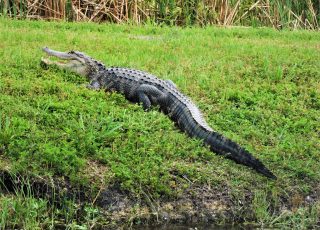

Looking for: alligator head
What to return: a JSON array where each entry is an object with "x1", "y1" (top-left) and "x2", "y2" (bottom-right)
[{"x1": 41, "y1": 47, "x2": 105, "y2": 78}]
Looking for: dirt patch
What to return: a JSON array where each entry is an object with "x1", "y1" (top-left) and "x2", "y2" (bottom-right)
[
  {"x1": 128, "y1": 35, "x2": 163, "y2": 41},
  {"x1": 82, "y1": 159, "x2": 111, "y2": 188},
  {"x1": 95, "y1": 183, "x2": 233, "y2": 225},
  {"x1": 0, "y1": 170, "x2": 319, "y2": 228},
  {"x1": 0, "y1": 170, "x2": 234, "y2": 225}
]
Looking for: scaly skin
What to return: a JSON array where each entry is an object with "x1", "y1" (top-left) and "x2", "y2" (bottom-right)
[{"x1": 41, "y1": 47, "x2": 276, "y2": 179}]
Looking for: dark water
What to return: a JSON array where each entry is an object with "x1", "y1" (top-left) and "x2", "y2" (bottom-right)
[{"x1": 134, "y1": 224, "x2": 250, "y2": 230}]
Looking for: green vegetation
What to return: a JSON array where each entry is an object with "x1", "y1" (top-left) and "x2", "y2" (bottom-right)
[
  {"x1": 0, "y1": 18, "x2": 319, "y2": 228},
  {"x1": 0, "y1": 0, "x2": 319, "y2": 29},
  {"x1": 0, "y1": 178, "x2": 104, "y2": 229}
]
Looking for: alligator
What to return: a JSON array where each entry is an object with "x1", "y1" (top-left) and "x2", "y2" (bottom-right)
[{"x1": 41, "y1": 47, "x2": 276, "y2": 179}]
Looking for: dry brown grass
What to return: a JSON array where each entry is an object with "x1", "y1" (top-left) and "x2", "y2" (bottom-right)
[{"x1": 0, "y1": 0, "x2": 319, "y2": 29}]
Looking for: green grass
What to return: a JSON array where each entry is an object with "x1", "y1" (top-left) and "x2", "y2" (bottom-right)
[
  {"x1": 0, "y1": 18, "x2": 319, "y2": 228},
  {"x1": 0, "y1": 182, "x2": 104, "y2": 229}
]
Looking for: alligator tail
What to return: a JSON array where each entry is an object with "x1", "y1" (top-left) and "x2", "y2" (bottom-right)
[
  {"x1": 203, "y1": 131, "x2": 276, "y2": 179},
  {"x1": 169, "y1": 100, "x2": 276, "y2": 179}
]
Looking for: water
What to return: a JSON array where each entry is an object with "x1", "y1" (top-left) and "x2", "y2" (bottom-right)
[{"x1": 134, "y1": 224, "x2": 251, "y2": 230}]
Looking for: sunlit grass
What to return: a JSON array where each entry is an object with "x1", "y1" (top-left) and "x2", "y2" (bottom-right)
[{"x1": 0, "y1": 18, "x2": 319, "y2": 228}]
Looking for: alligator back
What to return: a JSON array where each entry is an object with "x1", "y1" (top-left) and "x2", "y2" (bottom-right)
[{"x1": 96, "y1": 67, "x2": 276, "y2": 179}]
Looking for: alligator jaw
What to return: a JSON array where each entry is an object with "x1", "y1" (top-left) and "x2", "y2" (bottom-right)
[
  {"x1": 42, "y1": 47, "x2": 75, "y2": 60},
  {"x1": 41, "y1": 47, "x2": 88, "y2": 76}
]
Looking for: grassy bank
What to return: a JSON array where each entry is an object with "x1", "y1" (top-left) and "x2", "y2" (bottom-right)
[{"x1": 0, "y1": 18, "x2": 319, "y2": 228}]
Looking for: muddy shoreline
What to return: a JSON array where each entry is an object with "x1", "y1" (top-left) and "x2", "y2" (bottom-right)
[{"x1": 1, "y1": 170, "x2": 319, "y2": 228}]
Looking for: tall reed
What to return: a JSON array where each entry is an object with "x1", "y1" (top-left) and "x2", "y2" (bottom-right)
[{"x1": 0, "y1": 0, "x2": 319, "y2": 29}]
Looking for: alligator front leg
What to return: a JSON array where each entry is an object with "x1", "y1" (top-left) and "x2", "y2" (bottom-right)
[
  {"x1": 87, "y1": 80, "x2": 101, "y2": 90},
  {"x1": 136, "y1": 84, "x2": 168, "y2": 110}
]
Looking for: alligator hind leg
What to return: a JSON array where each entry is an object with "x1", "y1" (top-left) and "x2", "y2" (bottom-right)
[
  {"x1": 137, "y1": 84, "x2": 168, "y2": 110},
  {"x1": 137, "y1": 92, "x2": 152, "y2": 110}
]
